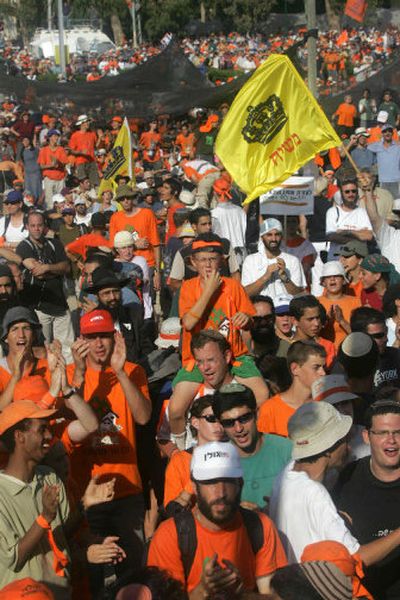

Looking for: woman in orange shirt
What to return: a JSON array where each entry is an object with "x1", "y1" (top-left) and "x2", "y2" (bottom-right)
[{"x1": 332, "y1": 95, "x2": 357, "y2": 138}]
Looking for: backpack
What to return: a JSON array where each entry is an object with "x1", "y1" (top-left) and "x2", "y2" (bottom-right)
[{"x1": 173, "y1": 506, "x2": 264, "y2": 582}]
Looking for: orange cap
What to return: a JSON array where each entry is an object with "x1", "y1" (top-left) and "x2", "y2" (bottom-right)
[
  {"x1": 111, "y1": 116, "x2": 123, "y2": 123},
  {"x1": 301, "y1": 541, "x2": 356, "y2": 577},
  {"x1": 0, "y1": 400, "x2": 57, "y2": 436},
  {"x1": 0, "y1": 578, "x2": 54, "y2": 599}
]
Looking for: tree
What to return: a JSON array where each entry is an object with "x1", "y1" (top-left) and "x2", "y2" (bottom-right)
[{"x1": 218, "y1": 0, "x2": 278, "y2": 34}]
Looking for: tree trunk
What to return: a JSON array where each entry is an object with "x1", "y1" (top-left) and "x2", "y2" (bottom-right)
[
  {"x1": 324, "y1": 0, "x2": 341, "y2": 30},
  {"x1": 110, "y1": 12, "x2": 124, "y2": 45},
  {"x1": 200, "y1": 1, "x2": 206, "y2": 23}
]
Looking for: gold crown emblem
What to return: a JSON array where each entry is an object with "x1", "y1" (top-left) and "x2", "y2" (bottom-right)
[{"x1": 242, "y1": 94, "x2": 288, "y2": 145}]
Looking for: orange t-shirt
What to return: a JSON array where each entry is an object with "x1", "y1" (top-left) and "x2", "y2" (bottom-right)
[
  {"x1": 140, "y1": 131, "x2": 161, "y2": 162},
  {"x1": 66, "y1": 232, "x2": 111, "y2": 260},
  {"x1": 175, "y1": 133, "x2": 196, "y2": 157},
  {"x1": 67, "y1": 361, "x2": 150, "y2": 500},
  {"x1": 334, "y1": 103, "x2": 357, "y2": 127},
  {"x1": 257, "y1": 394, "x2": 295, "y2": 438},
  {"x1": 179, "y1": 276, "x2": 256, "y2": 367},
  {"x1": 318, "y1": 294, "x2": 361, "y2": 349},
  {"x1": 69, "y1": 130, "x2": 97, "y2": 164},
  {"x1": 109, "y1": 208, "x2": 160, "y2": 267},
  {"x1": 38, "y1": 146, "x2": 68, "y2": 180},
  {"x1": 348, "y1": 279, "x2": 363, "y2": 298},
  {"x1": 163, "y1": 449, "x2": 192, "y2": 507},
  {"x1": 0, "y1": 359, "x2": 51, "y2": 393},
  {"x1": 316, "y1": 336, "x2": 336, "y2": 370},
  {"x1": 148, "y1": 510, "x2": 287, "y2": 592}
]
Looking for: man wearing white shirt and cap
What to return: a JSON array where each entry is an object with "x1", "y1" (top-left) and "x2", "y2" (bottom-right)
[
  {"x1": 241, "y1": 218, "x2": 306, "y2": 301},
  {"x1": 269, "y1": 401, "x2": 400, "y2": 569}
]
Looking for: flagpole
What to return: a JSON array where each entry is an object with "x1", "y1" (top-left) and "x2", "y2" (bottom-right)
[{"x1": 306, "y1": 0, "x2": 318, "y2": 98}]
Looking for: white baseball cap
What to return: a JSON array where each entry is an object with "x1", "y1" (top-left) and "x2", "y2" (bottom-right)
[
  {"x1": 274, "y1": 294, "x2": 293, "y2": 315},
  {"x1": 52, "y1": 193, "x2": 65, "y2": 205},
  {"x1": 191, "y1": 441, "x2": 243, "y2": 481},
  {"x1": 377, "y1": 110, "x2": 389, "y2": 123},
  {"x1": 320, "y1": 260, "x2": 348, "y2": 283}
]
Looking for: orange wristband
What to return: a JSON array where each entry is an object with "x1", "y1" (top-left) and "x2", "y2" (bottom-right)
[{"x1": 36, "y1": 515, "x2": 51, "y2": 529}]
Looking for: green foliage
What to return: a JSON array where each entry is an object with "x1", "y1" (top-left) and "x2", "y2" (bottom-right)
[
  {"x1": 141, "y1": 0, "x2": 197, "y2": 40},
  {"x1": 219, "y1": 0, "x2": 278, "y2": 33},
  {"x1": 208, "y1": 67, "x2": 242, "y2": 82}
]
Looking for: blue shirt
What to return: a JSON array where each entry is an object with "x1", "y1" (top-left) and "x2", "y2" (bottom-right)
[
  {"x1": 368, "y1": 141, "x2": 400, "y2": 182},
  {"x1": 350, "y1": 146, "x2": 376, "y2": 170}
]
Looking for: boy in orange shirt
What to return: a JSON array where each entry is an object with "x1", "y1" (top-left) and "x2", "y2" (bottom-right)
[
  {"x1": 179, "y1": 232, "x2": 255, "y2": 367},
  {"x1": 290, "y1": 294, "x2": 337, "y2": 369},
  {"x1": 257, "y1": 340, "x2": 326, "y2": 437},
  {"x1": 109, "y1": 184, "x2": 161, "y2": 290}
]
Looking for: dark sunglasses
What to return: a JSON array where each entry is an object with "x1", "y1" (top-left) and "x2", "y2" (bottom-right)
[
  {"x1": 198, "y1": 414, "x2": 219, "y2": 423},
  {"x1": 253, "y1": 315, "x2": 274, "y2": 323},
  {"x1": 220, "y1": 411, "x2": 254, "y2": 429},
  {"x1": 370, "y1": 332, "x2": 386, "y2": 339},
  {"x1": 342, "y1": 189, "x2": 357, "y2": 194}
]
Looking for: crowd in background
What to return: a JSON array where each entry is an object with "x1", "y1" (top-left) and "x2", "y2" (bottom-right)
[{"x1": 1, "y1": 23, "x2": 400, "y2": 600}]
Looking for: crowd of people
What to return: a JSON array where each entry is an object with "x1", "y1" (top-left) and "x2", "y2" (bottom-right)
[
  {"x1": 1, "y1": 26, "x2": 400, "y2": 92},
  {"x1": 2, "y1": 21, "x2": 400, "y2": 600}
]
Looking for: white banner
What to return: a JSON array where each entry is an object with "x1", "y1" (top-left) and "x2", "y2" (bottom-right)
[{"x1": 260, "y1": 176, "x2": 314, "y2": 215}]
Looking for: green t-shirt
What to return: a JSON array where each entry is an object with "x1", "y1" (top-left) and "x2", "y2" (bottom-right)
[
  {"x1": 240, "y1": 433, "x2": 292, "y2": 509},
  {"x1": 379, "y1": 101, "x2": 400, "y2": 127}
]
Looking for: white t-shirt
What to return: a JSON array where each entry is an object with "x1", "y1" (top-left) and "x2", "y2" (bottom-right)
[
  {"x1": 326, "y1": 204, "x2": 372, "y2": 259},
  {"x1": 377, "y1": 221, "x2": 400, "y2": 273},
  {"x1": 269, "y1": 462, "x2": 360, "y2": 563},
  {"x1": 241, "y1": 242, "x2": 306, "y2": 301},
  {"x1": 211, "y1": 203, "x2": 247, "y2": 249},
  {"x1": 0, "y1": 216, "x2": 28, "y2": 244},
  {"x1": 131, "y1": 255, "x2": 152, "y2": 319},
  {"x1": 326, "y1": 204, "x2": 372, "y2": 235}
]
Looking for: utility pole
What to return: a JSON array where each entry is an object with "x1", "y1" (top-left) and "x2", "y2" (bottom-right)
[
  {"x1": 137, "y1": 3, "x2": 142, "y2": 44},
  {"x1": 306, "y1": 0, "x2": 318, "y2": 98},
  {"x1": 48, "y1": 0, "x2": 52, "y2": 30},
  {"x1": 57, "y1": 0, "x2": 67, "y2": 80},
  {"x1": 131, "y1": 2, "x2": 138, "y2": 48}
]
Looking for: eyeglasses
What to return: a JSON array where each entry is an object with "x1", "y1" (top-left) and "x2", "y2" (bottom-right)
[
  {"x1": 253, "y1": 315, "x2": 274, "y2": 323},
  {"x1": 198, "y1": 414, "x2": 219, "y2": 423},
  {"x1": 342, "y1": 189, "x2": 357, "y2": 194},
  {"x1": 370, "y1": 331, "x2": 387, "y2": 339},
  {"x1": 195, "y1": 257, "x2": 220, "y2": 264},
  {"x1": 370, "y1": 429, "x2": 400, "y2": 439},
  {"x1": 220, "y1": 411, "x2": 255, "y2": 429}
]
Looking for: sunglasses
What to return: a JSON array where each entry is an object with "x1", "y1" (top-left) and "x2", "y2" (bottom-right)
[
  {"x1": 220, "y1": 411, "x2": 254, "y2": 429},
  {"x1": 198, "y1": 414, "x2": 219, "y2": 423},
  {"x1": 370, "y1": 331, "x2": 386, "y2": 339},
  {"x1": 342, "y1": 189, "x2": 357, "y2": 194}
]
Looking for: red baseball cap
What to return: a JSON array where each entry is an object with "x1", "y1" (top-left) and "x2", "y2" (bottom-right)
[
  {"x1": 0, "y1": 578, "x2": 54, "y2": 599},
  {"x1": 80, "y1": 309, "x2": 115, "y2": 336}
]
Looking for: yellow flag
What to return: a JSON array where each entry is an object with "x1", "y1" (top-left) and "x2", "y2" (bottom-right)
[
  {"x1": 98, "y1": 117, "x2": 134, "y2": 197},
  {"x1": 215, "y1": 54, "x2": 341, "y2": 204}
]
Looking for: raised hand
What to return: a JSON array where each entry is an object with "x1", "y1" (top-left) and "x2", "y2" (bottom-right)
[{"x1": 110, "y1": 332, "x2": 127, "y2": 375}]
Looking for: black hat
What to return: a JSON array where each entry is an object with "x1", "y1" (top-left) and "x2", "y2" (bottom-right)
[{"x1": 83, "y1": 267, "x2": 130, "y2": 294}]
